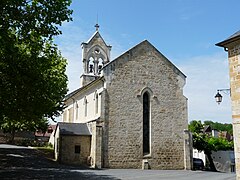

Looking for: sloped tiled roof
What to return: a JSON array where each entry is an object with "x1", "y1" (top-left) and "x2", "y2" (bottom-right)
[
  {"x1": 64, "y1": 76, "x2": 103, "y2": 101},
  {"x1": 64, "y1": 87, "x2": 83, "y2": 100},
  {"x1": 35, "y1": 125, "x2": 56, "y2": 137},
  {"x1": 58, "y1": 122, "x2": 91, "y2": 136},
  {"x1": 228, "y1": 30, "x2": 240, "y2": 39},
  {"x1": 216, "y1": 30, "x2": 240, "y2": 47},
  {"x1": 203, "y1": 125, "x2": 212, "y2": 133}
]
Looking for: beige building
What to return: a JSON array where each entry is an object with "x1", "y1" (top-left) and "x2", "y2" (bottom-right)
[
  {"x1": 54, "y1": 25, "x2": 191, "y2": 169},
  {"x1": 216, "y1": 30, "x2": 240, "y2": 179}
]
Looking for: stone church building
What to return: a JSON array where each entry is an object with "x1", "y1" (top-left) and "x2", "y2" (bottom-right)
[{"x1": 54, "y1": 25, "x2": 191, "y2": 170}]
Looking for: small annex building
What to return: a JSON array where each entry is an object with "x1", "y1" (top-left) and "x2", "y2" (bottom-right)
[
  {"x1": 54, "y1": 122, "x2": 91, "y2": 165},
  {"x1": 54, "y1": 24, "x2": 191, "y2": 170}
]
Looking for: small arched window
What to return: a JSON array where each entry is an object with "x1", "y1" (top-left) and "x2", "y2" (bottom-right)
[{"x1": 88, "y1": 57, "x2": 94, "y2": 73}]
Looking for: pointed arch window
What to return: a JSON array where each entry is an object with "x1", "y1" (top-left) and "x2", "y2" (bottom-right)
[{"x1": 143, "y1": 92, "x2": 150, "y2": 155}]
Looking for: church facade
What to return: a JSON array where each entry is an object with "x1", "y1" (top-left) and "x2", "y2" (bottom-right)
[{"x1": 54, "y1": 25, "x2": 191, "y2": 170}]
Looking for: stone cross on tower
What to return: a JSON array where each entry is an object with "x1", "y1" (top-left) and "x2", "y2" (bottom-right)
[{"x1": 80, "y1": 25, "x2": 112, "y2": 87}]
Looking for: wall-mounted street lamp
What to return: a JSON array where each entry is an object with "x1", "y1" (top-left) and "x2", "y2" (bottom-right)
[{"x1": 214, "y1": 89, "x2": 230, "y2": 104}]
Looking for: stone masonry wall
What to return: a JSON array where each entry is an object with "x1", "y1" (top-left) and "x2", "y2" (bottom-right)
[
  {"x1": 61, "y1": 135, "x2": 91, "y2": 165},
  {"x1": 228, "y1": 43, "x2": 240, "y2": 179},
  {"x1": 103, "y1": 41, "x2": 188, "y2": 169}
]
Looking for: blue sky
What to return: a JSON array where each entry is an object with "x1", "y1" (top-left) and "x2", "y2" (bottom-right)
[{"x1": 54, "y1": 0, "x2": 240, "y2": 124}]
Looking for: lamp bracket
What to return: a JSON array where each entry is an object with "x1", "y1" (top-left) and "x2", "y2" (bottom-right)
[{"x1": 217, "y1": 89, "x2": 230, "y2": 95}]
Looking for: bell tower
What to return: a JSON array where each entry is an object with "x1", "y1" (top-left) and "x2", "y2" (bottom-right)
[{"x1": 80, "y1": 24, "x2": 111, "y2": 87}]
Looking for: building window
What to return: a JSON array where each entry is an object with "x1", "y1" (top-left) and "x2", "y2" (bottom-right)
[
  {"x1": 68, "y1": 107, "x2": 73, "y2": 123},
  {"x1": 95, "y1": 93, "x2": 98, "y2": 114},
  {"x1": 143, "y1": 92, "x2": 150, "y2": 155},
  {"x1": 75, "y1": 145, "x2": 81, "y2": 154},
  {"x1": 63, "y1": 111, "x2": 67, "y2": 122},
  {"x1": 84, "y1": 97, "x2": 88, "y2": 117},
  {"x1": 76, "y1": 102, "x2": 79, "y2": 120}
]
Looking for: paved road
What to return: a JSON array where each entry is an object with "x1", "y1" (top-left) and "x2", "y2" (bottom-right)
[
  {"x1": 0, "y1": 144, "x2": 236, "y2": 180},
  {"x1": 0, "y1": 144, "x2": 31, "y2": 149}
]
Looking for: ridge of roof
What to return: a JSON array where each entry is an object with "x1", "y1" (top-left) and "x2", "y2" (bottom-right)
[
  {"x1": 82, "y1": 31, "x2": 111, "y2": 48},
  {"x1": 228, "y1": 30, "x2": 240, "y2": 39},
  {"x1": 101, "y1": 40, "x2": 149, "y2": 69},
  {"x1": 101, "y1": 40, "x2": 186, "y2": 78}
]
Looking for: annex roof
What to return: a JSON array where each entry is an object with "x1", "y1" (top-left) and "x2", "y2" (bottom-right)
[{"x1": 58, "y1": 122, "x2": 91, "y2": 136}]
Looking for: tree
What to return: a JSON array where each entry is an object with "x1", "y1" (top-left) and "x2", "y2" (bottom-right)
[
  {"x1": 0, "y1": 0, "x2": 72, "y2": 140},
  {"x1": 188, "y1": 120, "x2": 203, "y2": 133},
  {"x1": 189, "y1": 120, "x2": 234, "y2": 171}
]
